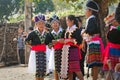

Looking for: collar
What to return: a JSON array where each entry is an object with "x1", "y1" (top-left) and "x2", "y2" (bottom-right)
[
  {"x1": 36, "y1": 28, "x2": 46, "y2": 36},
  {"x1": 51, "y1": 27, "x2": 62, "y2": 35},
  {"x1": 85, "y1": 15, "x2": 95, "y2": 28},
  {"x1": 66, "y1": 25, "x2": 77, "y2": 32}
]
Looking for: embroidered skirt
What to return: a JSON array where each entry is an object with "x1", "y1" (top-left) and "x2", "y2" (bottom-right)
[
  {"x1": 68, "y1": 47, "x2": 80, "y2": 72},
  {"x1": 54, "y1": 49, "x2": 62, "y2": 73},
  {"x1": 35, "y1": 51, "x2": 46, "y2": 78},
  {"x1": 103, "y1": 46, "x2": 120, "y2": 70},
  {"x1": 28, "y1": 50, "x2": 46, "y2": 78},
  {"x1": 86, "y1": 40, "x2": 103, "y2": 68}
]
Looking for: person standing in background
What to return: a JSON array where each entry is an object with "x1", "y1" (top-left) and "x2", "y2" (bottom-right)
[
  {"x1": 28, "y1": 26, "x2": 34, "y2": 33},
  {"x1": 13, "y1": 27, "x2": 25, "y2": 66},
  {"x1": 103, "y1": 3, "x2": 120, "y2": 80}
]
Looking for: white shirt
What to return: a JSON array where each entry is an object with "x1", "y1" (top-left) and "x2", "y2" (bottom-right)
[
  {"x1": 66, "y1": 25, "x2": 77, "y2": 32},
  {"x1": 51, "y1": 27, "x2": 62, "y2": 35}
]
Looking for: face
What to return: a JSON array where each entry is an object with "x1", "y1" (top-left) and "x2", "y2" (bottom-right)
[
  {"x1": 18, "y1": 28, "x2": 23, "y2": 33},
  {"x1": 36, "y1": 21, "x2": 45, "y2": 31},
  {"x1": 51, "y1": 20, "x2": 59, "y2": 30},
  {"x1": 85, "y1": 8, "x2": 92, "y2": 18},
  {"x1": 66, "y1": 17, "x2": 74, "y2": 27},
  {"x1": 112, "y1": 20, "x2": 119, "y2": 27}
]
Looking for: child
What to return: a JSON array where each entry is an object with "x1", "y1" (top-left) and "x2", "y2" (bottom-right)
[
  {"x1": 103, "y1": 3, "x2": 120, "y2": 80},
  {"x1": 84, "y1": 1, "x2": 104, "y2": 80},
  {"x1": 46, "y1": 14, "x2": 65, "y2": 80},
  {"x1": 25, "y1": 14, "x2": 49, "y2": 80},
  {"x1": 60, "y1": 15, "x2": 84, "y2": 80}
]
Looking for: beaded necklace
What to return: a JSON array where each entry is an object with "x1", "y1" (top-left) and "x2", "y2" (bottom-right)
[
  {"x1": 35, "y1": 30, "x2": 47, "y2": 44},
  {"x1": 52, "y1": 31, "x2": 63, "y2": 40}
]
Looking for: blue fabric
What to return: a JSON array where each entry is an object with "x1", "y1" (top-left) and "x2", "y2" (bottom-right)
[
  {"x1": 87, "y1": 62, "x2": 103, "y2": 68},
  {"x1": 110, "y1": 48, "x2": 120, "y2": 56},
  {"x1": 17, "y1": 34, "x2": 25, "y2": 49}
]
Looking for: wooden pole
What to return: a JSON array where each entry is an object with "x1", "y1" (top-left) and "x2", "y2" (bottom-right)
[
  {"x1": 0, "y1": 21, "x2": 7, "y2": 67},
  {"x1": 24, "y1": 0, "x2": 32, "y2": 65}
]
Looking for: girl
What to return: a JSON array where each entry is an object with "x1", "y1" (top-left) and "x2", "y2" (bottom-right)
[
  {"x1": 103, "y1": 3, "x2": 120, "y2": 80},
  {"x1": 60, "y1": 15, "x2": 84, "y2": 80},
  {"x1": 46, "y1": 14, "x2": 65, "y2": 80},
  {"x1": 84, "y1": 1, "x2": 104, "y2": 80},
  {"x1": 25, "y1": 14, "x2": 49, "y2": 80}
]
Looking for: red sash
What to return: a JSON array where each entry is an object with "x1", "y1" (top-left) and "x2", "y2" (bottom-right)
[
  {"x1": 103, "y1": 42, "x2": 120, "y2": 62},
  {"x1": 54, "y1": 42, "x2": 64, "y2": 50},
  {"x1": 109, "y1": 42, "x2": 120, "y2": 49},
  {"x1": 31, "y1": 44, "x2": 46, "y2": 52}
]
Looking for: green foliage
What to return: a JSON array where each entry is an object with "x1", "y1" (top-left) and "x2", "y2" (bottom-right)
[
  {"x1": 4, "y1": 0, "x2": 120, "y2": 23},
  {"x1": 9, "y1": 14, "x2": 24, "y2": 23},
  {"x1": 53, "y1": 0, "x2": 72, "y2": 11},
  {"x1": 109, "y1": 0, "x2": 120, "y2": 5},
  {"x1": 0, "y1": 0, "x2": 21, "y2": 23},
  {"x1": 33, "y1": 0, "x2": 55, "y2": 14},
  {"x1": 69, "y1": 0, "x2": 86, "y2": 10},
  {"x1": 47, "y1": 9, "x2": 84, "y2": 18}
]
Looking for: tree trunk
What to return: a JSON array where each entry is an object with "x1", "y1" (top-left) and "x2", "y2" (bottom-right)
[
  {"x1": 24, "y1": 0, "x2": 32, "y2": 64},
  {"x1": 94, "y1": 0, "x2": 109, "y2": 46}
]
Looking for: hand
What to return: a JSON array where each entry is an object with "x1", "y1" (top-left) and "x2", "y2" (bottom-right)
[
  {"x1": 27, "y1": 45, "x2": 32, "y2": 48},
  {"x1": 52, "y1": 40, "x2": 57, "y2": 45},
  {"x1": 64, "y1": 39, "x2": 73, "y2": 43},
  {"x1": 58, "y1": 39, "x2": 64, "y2": 44},
  {"x1": 48, "y1": 45, "x2": 52, "y2": 49},
  {"x1": 115, "y1": 63, "x2": 120, "y2": 72},
  {"x1": 13, "y1": 38, "x2": 17, "y2": 41},
  {"x1": 107, "y1": 59, "x2": 112, "y2": 70}
]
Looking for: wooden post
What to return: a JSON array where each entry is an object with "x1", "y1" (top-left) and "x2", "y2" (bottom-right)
[{"x1": 24, "y1": 0, "x2": 32, "y2": 65}]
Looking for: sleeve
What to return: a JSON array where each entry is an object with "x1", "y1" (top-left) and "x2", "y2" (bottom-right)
[
  {"x1": 25, "y1": 32, "x2": 33, "y2": 45},
  {"x1": 107, "y1": 29, "x2": 120, "y2": 44},
  {"x1": 85, "y1": 18, "x2": 99, "y2": 35},
  {"x1": 61, "y1": 29, "x2": 66, "y2": 38},
  {"x1": 72, "y1": 29, "x2": 83, "y2": 45},
  {"x1": 45, "y1": 32, "x2": 54, "y2": 45}
]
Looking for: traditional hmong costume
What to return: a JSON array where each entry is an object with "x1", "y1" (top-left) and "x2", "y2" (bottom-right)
[
  {"x1": 25, "y1": 14, "x2": 49, "y2": 78},
  {"x1": 52, "y1": 28, "x2": 65, "y2": 73},
  {"x1": 47, "y1": 15, "x2": 65, "y2": 73},
  {"x1": 84, "y1": 1, "x2": 104, "y2": 69},
  {"x1": 47, "y1": 27, "x2": 65, "y2": 73},
  {"x1": 85, "y1": 14, "x2": 104, "y2": 68},
  {"x1": 60, "y1": 25, "x2": 83, "y2": 78},
  {"x1": 103, "y1": 3, "x2": 120, "y2": 70}
]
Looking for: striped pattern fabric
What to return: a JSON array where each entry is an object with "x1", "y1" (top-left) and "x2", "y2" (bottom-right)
[
  {"x1": 68, "y1": 48, "x2": 80, "y2": 72},
  {"x1": 108, "y1": 48, "x2": 120, "y2": 70},
  {"x1": 87, "y1": 41, "x2": 103, "y2": 68}
]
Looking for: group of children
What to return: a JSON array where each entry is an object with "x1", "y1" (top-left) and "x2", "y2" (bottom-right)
[{"x1": 24, "y1": 1, "x2": 120, "y2": 80}]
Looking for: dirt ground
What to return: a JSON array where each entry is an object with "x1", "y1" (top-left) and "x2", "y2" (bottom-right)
[{"x1": 0, "y1": 65, "x2": 105, "y2": 80}]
